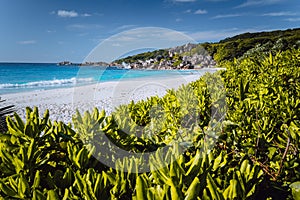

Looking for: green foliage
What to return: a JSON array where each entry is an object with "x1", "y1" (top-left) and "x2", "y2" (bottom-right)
[
  {"x1": 115, "y1": 28, "x2": 300, "y2": 65},
  {"x1": 204, "y1": 28, "x2": 300, "y2": 63},
  {"x1": 290, "y1": 182, "x2": 300, "y2": 200},
  {"x1": 115, "y1": 49, "x2": 169, "y2": 64},
  {"x1": 0, "y1": 49, "x2": 299, "y2": 199},
  {"x1": 220, "y1": 49, "x2": 300, "y2": 199},
  {"x1": 214, "y1": 29, "x2": 300, "y2": 63}
]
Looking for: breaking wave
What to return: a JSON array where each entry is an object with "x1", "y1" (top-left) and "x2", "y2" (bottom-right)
[{"x1": 0, "y1": 77, "x2": 95, "y2": 89}]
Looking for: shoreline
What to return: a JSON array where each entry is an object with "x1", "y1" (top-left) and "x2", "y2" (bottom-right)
[
  {"x1": 2, "y1": 72, "x2": 215, "y2": 123},
  {"x1": 0, "y1": 67, "x2": 225, "y2": 96}
]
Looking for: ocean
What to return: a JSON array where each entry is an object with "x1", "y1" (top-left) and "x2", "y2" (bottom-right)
[{"x1": 0, "y1": 63, "x2": 213, "y2": 95}]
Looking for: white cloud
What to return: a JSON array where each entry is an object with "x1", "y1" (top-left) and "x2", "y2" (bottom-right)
[
  {"x1": 211, "y1": 13, "x2": 242, "y2": 19},
  {"x1": 82, "y1": 13, "x2": 92, "y2": 17},
  {"x1": 78, "y1": 32, "x2": 89, "y2": 37},
  {"x1": 67, "y1": 24, "x2": 103, "y2": 30},
  {"x1": 172, "y1": 0, "x2": 197, "y2": 2},
  {"x1": 184, "y1": 9, "x2": 192, "y2": 13},
  {"x1": 46, "y1": 30, "x2": 56, "y2": 33},
  {"x1": 205, "y1": 0, "x2": 229, "y2": 1},
  {"x1": 176, "y1": 18, "x2": 183, "y2": 22},
  {"x1": 18, "y1": 40, "x2": 37, "y2": 45},
  {"x1": 236, "y1": 0, "x2": 284, "y2": 8},
  {"x1": 57, "y1": 10, "x2": 78, "y2": 18},
  {"x1": 262, "y1": 11, "x2": 297, "y2": 16},
  {"x1": 93, "y1": 12, "x2": 104, "y2": 17},
  {"x1": 113, "y1": 35, "x2": 137, "y2": 42},
  {"x1": 194, "y1": 9, "x2": 208, "y2": 14},
  {"x1": 285, "y1": 17, "x2": 300, "y2": 22},
  {"x1": 85, "y1": 27, "x2": 196, "y2": 62},
  {"x1": 112, "y1": 43, "x2": 122, "y2": 47},
  {"x1": 68, "y1": 24, "x2": 86, "y2": 29},
  {"x1": 188, "y1": 28, "x2": 261, "y2": 41},
  {"x1": 115, "y1": 25, "x2": 137, "y2": 31}
]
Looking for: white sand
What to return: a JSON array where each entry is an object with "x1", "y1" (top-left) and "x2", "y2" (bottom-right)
[{"x1": 1, "y1": 72, "x2": 213, "y2": 123}]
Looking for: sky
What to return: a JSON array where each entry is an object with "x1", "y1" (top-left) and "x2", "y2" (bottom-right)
[{"x1": 0, "y1": 0, "x2": 299, "y2": 63}]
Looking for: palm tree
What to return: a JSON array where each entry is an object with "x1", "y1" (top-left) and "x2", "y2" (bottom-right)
[{"x1": 0, "y1": 98, "x2": 14, "y2": 133}]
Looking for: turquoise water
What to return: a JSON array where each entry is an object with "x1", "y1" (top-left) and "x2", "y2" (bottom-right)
[{"x1": 0, "y1": 63, "x2": 207, "y2": 95}]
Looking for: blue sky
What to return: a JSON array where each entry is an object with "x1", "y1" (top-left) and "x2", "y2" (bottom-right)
[{"x1": 0, "y1": 0, "x2": 299, "y2": 63}]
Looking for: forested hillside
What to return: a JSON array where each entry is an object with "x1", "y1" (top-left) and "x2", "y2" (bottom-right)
[
  {"x1": 115, "y1": 28, "x2": 300, "y2": 66},
  {"x1": 203, "y1": 28, "x2": 300, "y2": 62}
]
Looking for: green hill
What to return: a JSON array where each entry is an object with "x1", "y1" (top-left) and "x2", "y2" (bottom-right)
[
  {"x1": 114, "y1": 28, "x2": 300, "y2": 65},
  {"x1": 203, "y1": 27, "x2": 300, "y2": 62}
]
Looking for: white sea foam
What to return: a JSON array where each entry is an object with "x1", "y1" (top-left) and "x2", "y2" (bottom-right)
[{"x1": 0, "y1": 77, "x2": 95, "y2": 89}]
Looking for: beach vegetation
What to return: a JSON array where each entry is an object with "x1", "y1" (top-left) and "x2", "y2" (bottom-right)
[{"x1": 0, "y1": 49, "x2": 299, "y2": 199}]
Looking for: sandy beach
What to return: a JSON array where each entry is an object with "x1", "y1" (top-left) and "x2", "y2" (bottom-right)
[{"x1": 2, "y1": 73, "x2": 209, "y2": 123}]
